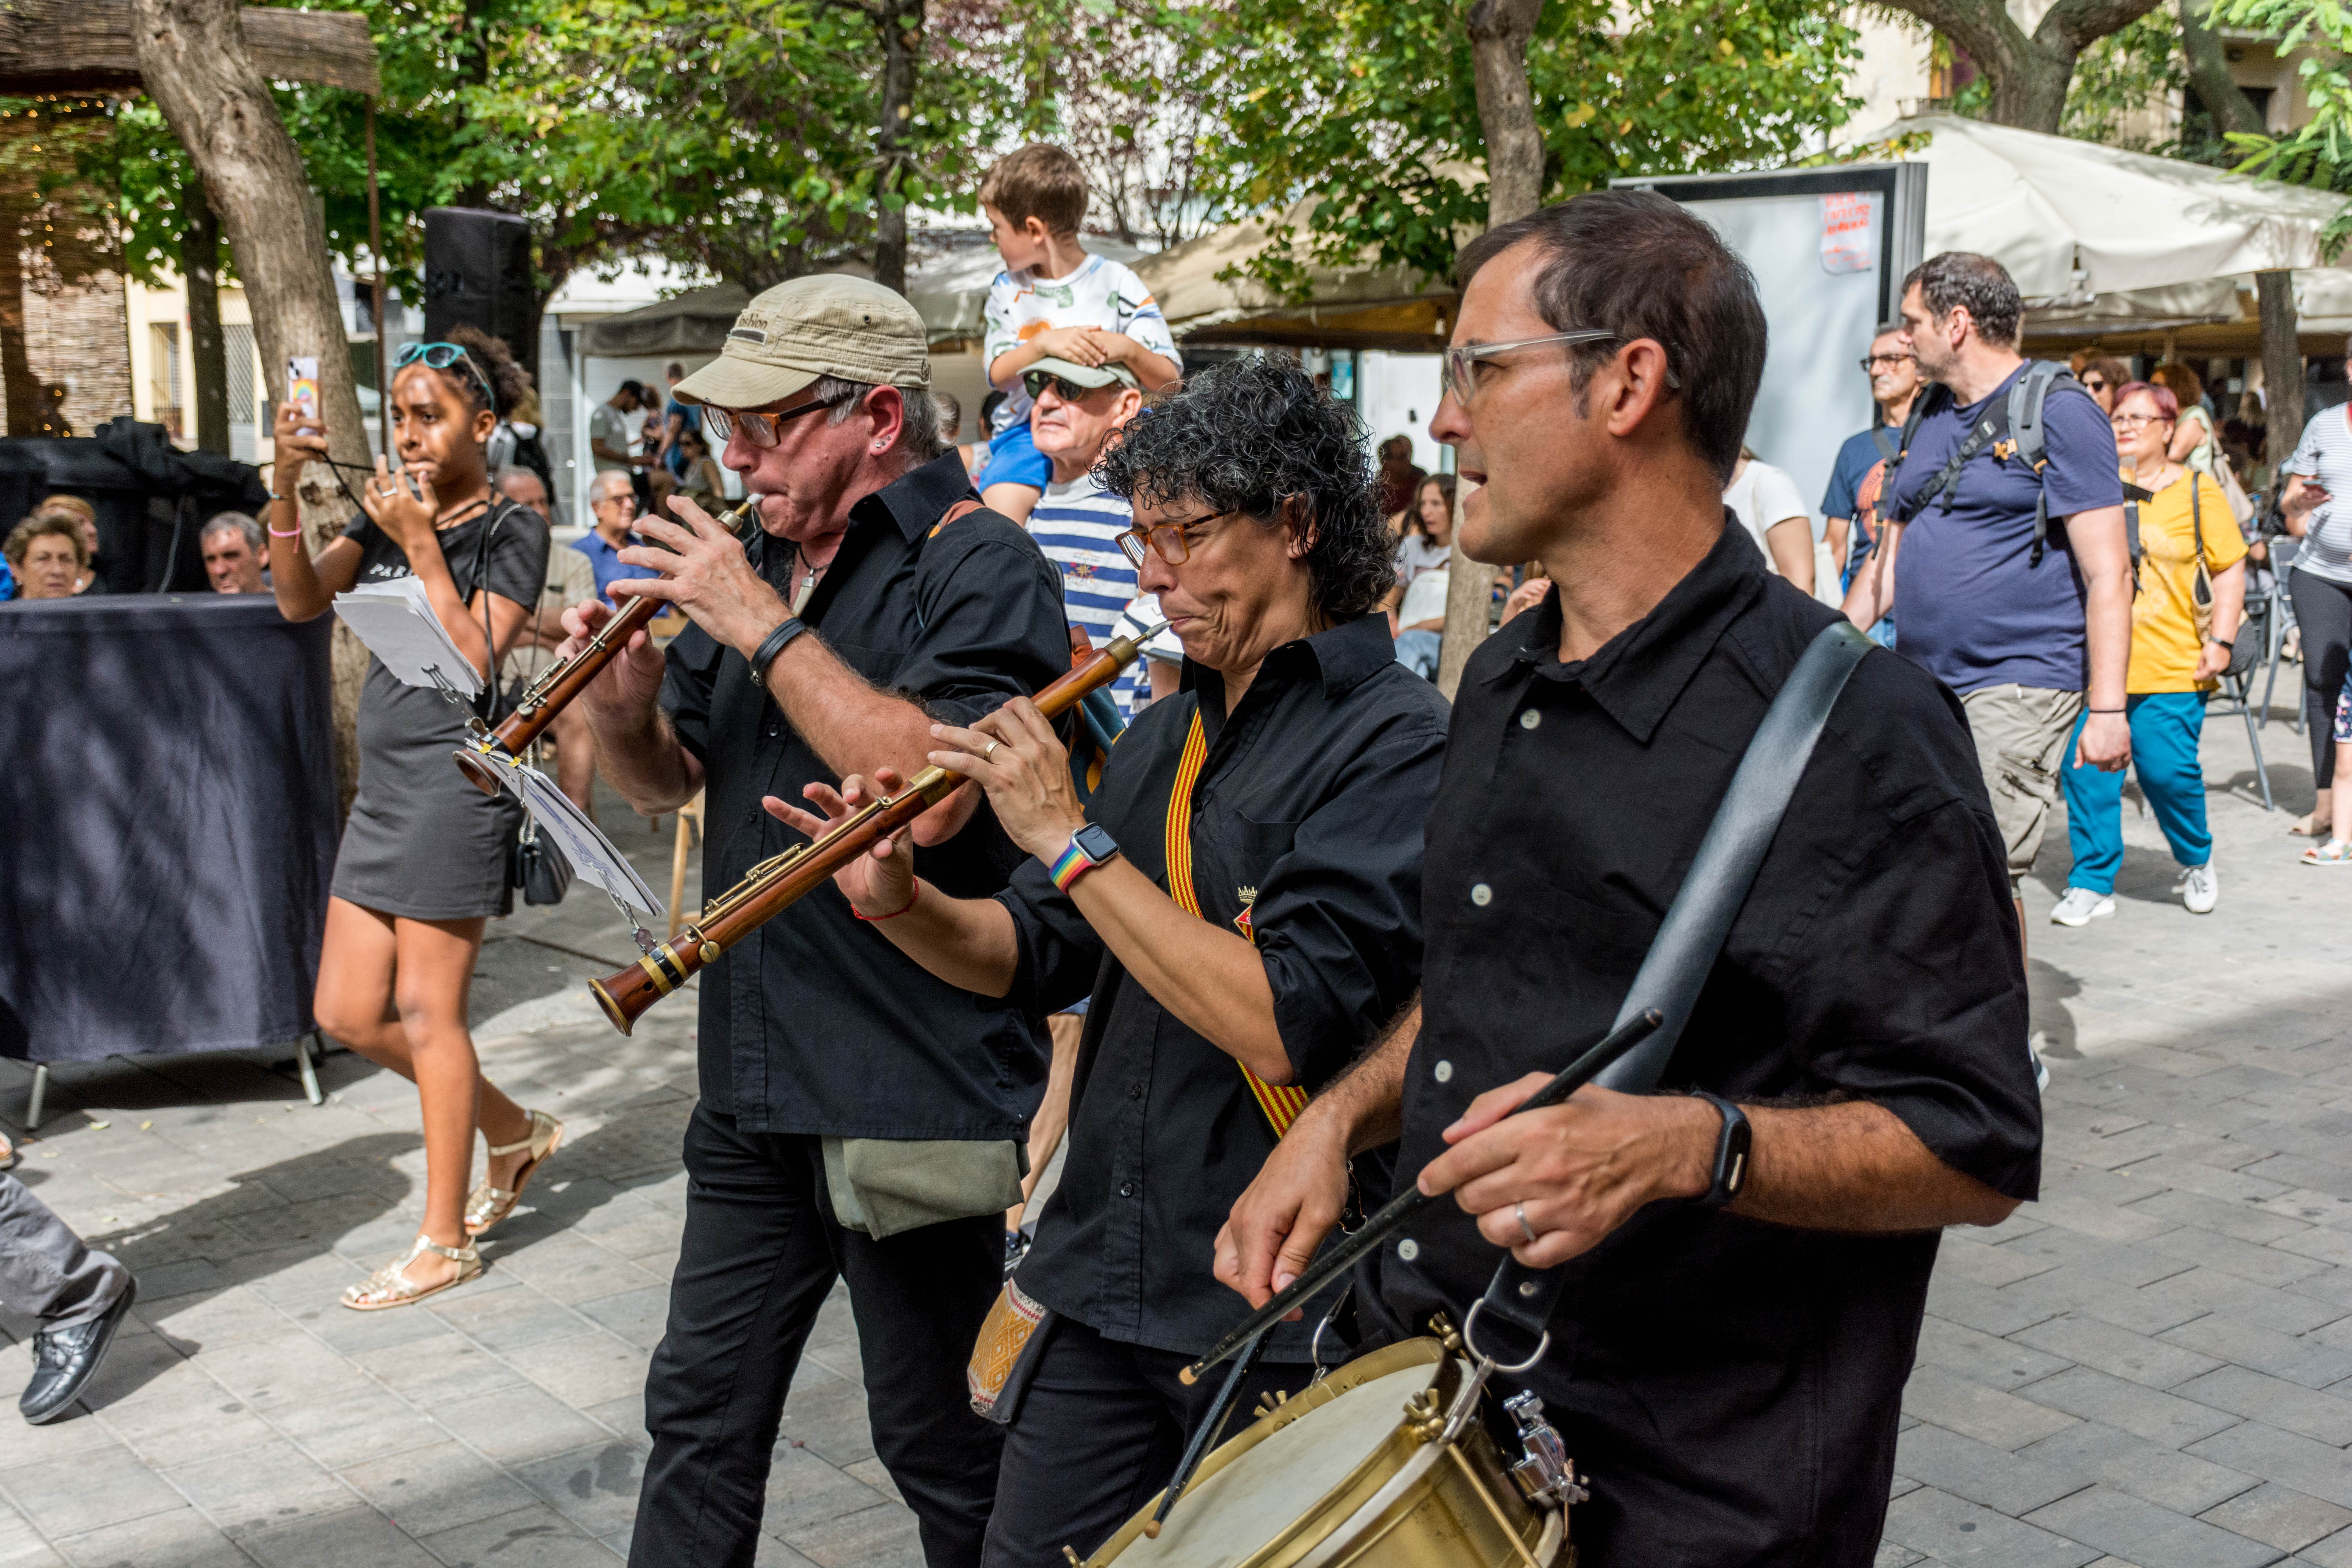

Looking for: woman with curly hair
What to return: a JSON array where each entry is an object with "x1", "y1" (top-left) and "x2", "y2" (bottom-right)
[
  {"x1": 770, "y1": 355, "x2": 1452, "y2": 1564},
  {"x1": 266, "y1": 326, "x2": 558, "y2": 1310}
]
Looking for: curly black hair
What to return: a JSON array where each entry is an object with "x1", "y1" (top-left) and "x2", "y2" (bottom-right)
[
  {"x1": 399, "y1": 323, "x2": 533, "y2": 423},
  {"x1": 1093, "y1": 357, "x2": 1391, "y2": 620}
]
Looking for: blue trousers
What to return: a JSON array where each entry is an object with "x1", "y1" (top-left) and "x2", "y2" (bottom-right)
[{"x1": 2060, "y1": 691, "x2": 2212, "y2": 895}]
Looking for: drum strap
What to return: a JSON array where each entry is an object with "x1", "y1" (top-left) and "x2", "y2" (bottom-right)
[
  {"x1": 1165, "y1": 709, "x2": 1311, "y2": 1138},
  {"x1": 1475, "y1": 621, "x2": 1874, "y2": 1346}
]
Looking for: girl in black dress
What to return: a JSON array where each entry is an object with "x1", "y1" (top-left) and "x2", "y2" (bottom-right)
[{"x1": 266, "y1": 327, "x2": 563, "y2": 1309}]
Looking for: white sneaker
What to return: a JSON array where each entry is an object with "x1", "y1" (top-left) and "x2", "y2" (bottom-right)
[
  {"x1": 2050, "y1": 887, "x2": 2116, "y2": 926},
  {"x1": 2180, "y1": 862, "x2": 2218, "y2": 914}
]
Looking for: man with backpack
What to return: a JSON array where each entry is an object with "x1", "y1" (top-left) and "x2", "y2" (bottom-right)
[{"x1": 1844, "y1": 252, "x2": 2134, "y2": 938}]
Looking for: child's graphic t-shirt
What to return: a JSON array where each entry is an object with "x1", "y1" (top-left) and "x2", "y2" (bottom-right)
[{"x1": 983, "y1": 254, "x2": 1179, "y2": 434}]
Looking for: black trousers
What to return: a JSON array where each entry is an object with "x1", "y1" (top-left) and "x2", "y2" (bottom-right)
[
  {"x1": 979, "y1": 1316, "x2": 1314, "y2": 1567},
  {"x1": 2294, "y1": 567, "x2": 2352, "y2": 786},
  {"x1": 630, "y1": 1104, "x2": 1007, "y2": 1568}
]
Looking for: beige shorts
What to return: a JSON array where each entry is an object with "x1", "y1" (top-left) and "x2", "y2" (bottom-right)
[{"x1": 1961, "y1": 683, "x2": 2085, "y2": 895}]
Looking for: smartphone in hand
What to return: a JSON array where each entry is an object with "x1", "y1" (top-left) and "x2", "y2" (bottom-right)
[{"x1": 287, "y1": 357, "x2": 319, "y2": 434}]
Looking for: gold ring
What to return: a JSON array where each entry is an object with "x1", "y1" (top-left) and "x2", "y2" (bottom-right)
[{"x1": 984, "y1": 740, "x2": 1001, "y2": 761}]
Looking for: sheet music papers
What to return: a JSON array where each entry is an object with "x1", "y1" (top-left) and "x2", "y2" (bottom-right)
[
  {"x1": 467, "y1": 746, "x2": 665, "y2": 918},
  {"x1": 333, "y1": 578, "x2": 485, "y2": 697}
]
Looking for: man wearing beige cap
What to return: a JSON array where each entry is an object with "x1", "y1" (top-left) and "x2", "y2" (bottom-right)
[{"x1": 562, "y1": 274, "x2": 1070, "y2": 1568}]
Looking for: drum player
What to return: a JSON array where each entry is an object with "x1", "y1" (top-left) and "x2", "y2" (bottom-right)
[
  {"x1": 771, "y1": 356, "x2": 1449, "y2": 1566},
  {"x1": 559, "y1": 276, "x2": 1071, "y2": 1568},
  {"x1": 1216, "y1": 191, "x2": 2043, "y2": 1565}
]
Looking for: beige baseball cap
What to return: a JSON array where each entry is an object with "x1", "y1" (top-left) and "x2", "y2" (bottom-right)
[
  {"x1": 1024, "y1": 356, "x2": 1142, "y2": 392},
  {"x1": 672, "y1": 274, "x2": 931, "y2": 409}
]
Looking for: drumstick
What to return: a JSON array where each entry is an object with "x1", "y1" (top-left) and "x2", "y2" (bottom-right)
[
  {"x1": 1180, "y1": 1008, "x2": 1664, "y2": 1386},
  {"x1": 1143, "y1": 1327, "x2": 1270, "y2": 1538}
]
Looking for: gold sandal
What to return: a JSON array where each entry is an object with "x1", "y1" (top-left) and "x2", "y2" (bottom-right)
[
  {"x1": 464, "y1": 1110, "x2": 564, "y2": 1238},
  {"x1": 341, "y1": 1234, "x2": 481, "y2": 1311}
]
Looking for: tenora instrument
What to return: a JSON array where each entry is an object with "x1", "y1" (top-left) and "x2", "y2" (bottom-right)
[
  {"x1": 452, "y1": 492, "x2": 765, "y2": 795},
  {"x1": 1085, "y1": 1325, "x2": 1582, "y2": 1568}
]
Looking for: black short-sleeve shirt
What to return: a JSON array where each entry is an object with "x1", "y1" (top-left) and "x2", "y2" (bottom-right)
[
  {"x1": 660, "y1": 452, "x2": 1071, "y2": 1138},
  {"x1": 1374, "y1": 520, "x2": 2042, "y2": 1568},
  {"x1": 1004, "y1": 613, "x2": 1449, "y2": 1359}
]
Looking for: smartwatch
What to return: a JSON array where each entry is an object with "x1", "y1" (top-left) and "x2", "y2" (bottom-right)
[
  {"x1": 749, "y1": 617, "x2": 809, "y2": 686},
  {"x1": 1049, "y1": 823, "x2": 1121, "y2": 893},
  {"x1": 1689, "y1": 1091, "x2": 1751, "y2": 1209}
]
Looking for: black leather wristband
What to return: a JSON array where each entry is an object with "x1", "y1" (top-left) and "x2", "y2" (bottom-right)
[
  {"x1": 748, "y1": 618, "x2": 808, "y2": 686},
  {"x1": 1689, "y1": 1091, "x2": 1751, "y2": 1209}
]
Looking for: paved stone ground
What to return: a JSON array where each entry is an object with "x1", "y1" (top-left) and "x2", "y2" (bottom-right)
[{"x1": 9, "y1": 690, "x2": 2352, "y2": 1567}]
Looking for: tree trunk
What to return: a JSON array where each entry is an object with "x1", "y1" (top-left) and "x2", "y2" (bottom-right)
[
  {"x1": 2258, "y1": 270, "x2": 2303, "y2": 493},
  {"x1": 871, "y1": 0, "x2": 922, "y2": 296},
  {"x1": 1437, "y1": 0, "x2": 1546, "y2": 700},
  {"x1": 1878, "y1": 0, "x2": 2166, "y2": 134},
  {"x1": 181, "y1": 177, "x2": 228, "y2": 454},
  {"x1": 0, "y1": 233, "x2": 37, "y2": 437},
  {"x1": 130, "y1": 0, "x2": 369, "y2": 808},
  {"x1": 2180, "y1": 0, "x2": 2265, "y2": 138}
]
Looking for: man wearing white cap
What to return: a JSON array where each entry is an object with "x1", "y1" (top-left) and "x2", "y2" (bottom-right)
[{"x1": 562, "y1": 274, "x2": 1071, "y2": 1568}]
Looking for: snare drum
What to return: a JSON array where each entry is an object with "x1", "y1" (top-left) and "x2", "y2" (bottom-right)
[{"x1": 1086, "y1": 1334, "x2": 1576, "y2": 1568}]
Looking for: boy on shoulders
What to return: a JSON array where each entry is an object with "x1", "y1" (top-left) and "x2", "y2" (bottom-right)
[{"x1": 977, "y1": 143, "x2": 1181, "y2": 523}]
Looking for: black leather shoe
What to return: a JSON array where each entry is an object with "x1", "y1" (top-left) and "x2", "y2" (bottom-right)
[{"x1": 20, "y1": 1275, "x2": 136, "y2": 1425}]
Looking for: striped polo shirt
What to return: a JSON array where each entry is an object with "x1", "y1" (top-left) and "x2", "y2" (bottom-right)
[{"x1": 1029, "y1": 474, "x2": 1138, "y2": 651}]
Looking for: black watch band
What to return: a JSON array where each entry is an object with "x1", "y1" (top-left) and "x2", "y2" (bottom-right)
[
  {"x1": 1689, "y1": 1091, "x2": 1751, "y2": 1209},
  {"x1": 749, "y1": 617, "x2": 808, "y2": 686}
]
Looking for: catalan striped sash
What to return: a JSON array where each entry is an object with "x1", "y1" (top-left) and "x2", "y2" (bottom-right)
[{"x1": 1163, "y1": 710, "x2": 1311, "y2": 1137}]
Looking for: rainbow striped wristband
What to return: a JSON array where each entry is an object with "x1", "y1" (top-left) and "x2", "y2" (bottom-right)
[{"x1": 1049, "y1": 826, "x2": 1116, "y2": 893}]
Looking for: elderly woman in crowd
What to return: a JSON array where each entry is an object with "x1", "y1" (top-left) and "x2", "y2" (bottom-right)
[
  {"x1": 4, "y1": 514, "x2": 86, "y2": 601},
  {"x1": 2052, "y1": 381, "x2": 2245, "y2": 918},
  {"x1": 772, "y1": 356, "x2": 1450, "y2": 1567},
  {"x1": 34, "y1": 496, "x2": 102, "y2": 594}
]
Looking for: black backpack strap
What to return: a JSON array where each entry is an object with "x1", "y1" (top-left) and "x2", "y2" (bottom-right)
[
  {"x1": 1894, "y1": 391, "x2": 2009, "y2": 525},
  {"x1": 1871, "y1": 426, "x2": 1899, "y2": 463},
  {"x1": 1474, "y1": 622, "x2": 1877, "y2": 1351}
]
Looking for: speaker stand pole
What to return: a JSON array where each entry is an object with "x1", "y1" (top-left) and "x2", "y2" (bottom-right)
[{"x1": 365, "y1": 96, "x2": 389, "y2": 463}]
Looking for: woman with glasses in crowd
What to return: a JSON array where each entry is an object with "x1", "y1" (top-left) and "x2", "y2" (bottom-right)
[
  {"x1": 2051, "y1": 381, "x2": 2245, "y2": 921},
  {"x1": 265, "y1": 327, "x2": 560, "y2": 1310},
  {"x1": 770, "y1": 358, "x2": 1450, "y2": 1566}
]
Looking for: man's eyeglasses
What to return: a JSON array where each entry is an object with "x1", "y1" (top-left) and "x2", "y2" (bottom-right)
[
  {"x1": 1023, "y1": 371, "x2": 1097, "y2": 404},
  {"x1": 1860, "y1": 352, "x2": 1917, "y2": 372},
  {"x1": 1116, "y1": 508, "x2": 1238, "y2": 568},
  {"x1": 702, "y1": 392, "x2": 854, "y2": 450},
  {"x1": 393, "y1": 341, "x2": 497, "y2": 414},
  {"x1": 1442, "y1": 330, "x2": 1675, "y2": 406},
  {"x1": 2111, "y1": 411, "x2": 2171, "y2": 431}
]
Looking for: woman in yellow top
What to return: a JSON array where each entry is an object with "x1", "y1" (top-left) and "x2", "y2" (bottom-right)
[{"x1": 2053, "y1": 381, "x2": 2246, "y2": 924}]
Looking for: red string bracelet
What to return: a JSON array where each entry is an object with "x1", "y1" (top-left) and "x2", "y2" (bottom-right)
[{"x1": 853, "y1": 881, "x2": 920, "y2": 922}]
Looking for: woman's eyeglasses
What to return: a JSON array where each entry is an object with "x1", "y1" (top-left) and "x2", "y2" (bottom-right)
[
  {"x1": 702, "y1": 393, "x2": 853, "y2": 450},
  {"x1": 1442, "y1": 330, "x2": 1668, "y2": 406},
  {"x1": 2111, "y1": 412, "x2": 2171, "y2": 431},
  {"x1": 1116, "y1": 508, "x2": 1238, "y2": 567},
  {"x1": 1860, "y1": 352, "x2": 1917, "y2": 372},
  {"x1": 393, "y1": 341, "x2": 496, "y2": 414}
]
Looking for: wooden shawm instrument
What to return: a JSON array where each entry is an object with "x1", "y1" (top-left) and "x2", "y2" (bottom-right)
[
  {"x1": 452, "y1": 493, "x2": 764, "y2": 795},
  {"x1": 588, "y1": 622, "x2": 1161, "y2": 1034}
]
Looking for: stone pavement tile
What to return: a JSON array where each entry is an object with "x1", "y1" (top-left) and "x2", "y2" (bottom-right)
[
  {"x1": 2302, "y1": 1527, "x2": 2352, "y2": 1568},
  {"x1": 430, "y1": 1383, "x2": 612, "y2": 1468},
  {"x1": 2015, "y1": 1368, "x2": 2243, "y2": 1449},
  {"x1": 2023, "y1": 1486, "x2": 2281, "y2": 1568},
  {"x1": 510, "y1": 1440, "x2": 646, "y2": 1538},
  {"x1": 125, "y1": 1256, "x2": 227, "y2": 1303},
  {"x1": 230, "y1": 1504, "x2": 441, "y2": 1568},
  {"x1": 265, "y1": 1385, "x2": 451, "y2": 1471},
  {"x1": 1916, "y1": 1317, "x2": 2074, "y2": 1393},
  {"x1": 423, "y1": 1282, "x2": 597, "y2": 1356},
  {"x1": 350, "y1": 1338, "x2": 529, "y2": 1410},
  {"x1": 1927, "y1": 1276, "x2": 2063, "y2": 1338},
  {"x1": 1895, "y1": 1423, "x2": 2089, "y2": 1516},
  {"x1": 0, "y1": 1502, "x2": 63, "y2": 1568},
  {"x1": 296, "y1": 1304, "x2": 470, "y2": 1359},
  {"x1": 199, "y1": 1334, "x2": 377, "y2": 1416},
  {"x1": 2146, "y1": 1227, "x2": 2332, "y2": 1289},
  {"x1": 575, "y1": 1286, "x2": 670, "y2": 1351},
  {"x1": 2164, "y1": 1312, "x2": 2352, "y2": 1388},
  {"x1": 2148, "y1": 1268, "x2": 2347, "y2": 1335},
  {"x1": 2172, "y1": 1365, "x2": 2352, "y2": 1444},
  {"x1": 752, "y1": 1536, "x2": 822, "y2": 1568},
  {"x1": 70, "y1": 1325, "x2": 192, "y2": 1411},
  {"x1": 416, "y1": 1501, "x2": 612, "y2": 1568},
  {"x1": 500, "y1": 1333, "x2": 650, "y2": 1411},
  {"x1": 2014, "y1": 1314, "x2": 2225, "y2": 1390},
  {"x1": 581, "y1": 1395, "x2": 648, "y2": 1451},
  {"x1": 97, "y1": 1376, "x2": 279, "y2": 1469},
  {"x1": 2285, "y1": 1265, "x2": 2352, "y2": 1314},
  {"x1": 2004, "y1": 1230, "x2": 2209, "y2": 1290},
  {"x1": 0, "y1": 1442, "x2": 185, "y2": 1538},
  {"x1": 161, "y1": 1438, "x2": 358, "y2": 1530},
  {"x1": 133, "y1": 1285, "x2": 296, "y2": 1352},
  {"x1": 338, "y1": 1440, "x2": 539, "y2": 1539},
  {"x1": 2006, "y1": 1270, "x2": 2207, "y2": 1338},
  {"x1": 778, "y1": 1369, "x2": 880, "y2": 1470},
  {"x1": 1942, "y1": 1235, "x2": 2064, "y2": 1288},
  {"x1": 1873, "y1": 1546, "x2": 1921, "y2": 1568},
  {"x1": 778, "y1": 1499, "x2": 924, "y2": 1568},
  {"x1": 481, "y1": 1244, "x2": 662, "y2": 1311},
  {"x1": 760, "y1": 1445, "x2": 897, "y2": 1537},
  {"x1": 1880, "y1": 1483, "x2": 2102, "y2": 1568},
  {"x1": 841, "y1": 1458, "x2": 902, "y2": 1506},
  {"x1": 2188, "y1": 1422, "x2": 2352, "y2": 1510},
  {"x1": 52, "y1": 1506, "x2": 250, "y2": 1568},
  {"x1": 2047, "y1": 1122, "x2": 2199, "y2": 1173},
  {"x1": 2017, "y1": 1422, "x2": 2258, "y2": 1517},
  {"x1": 0, "y1": 1399, "x2": 118, "y2": 1469},
  {"x1": 2198, "y1": 1484, "x2": 2352, "y2": 1555},
  {"x1": 2253, "y1": 1190, "x2": 2352, "y2": 1231},
  {"x1": 2239, "y1": 1156, "x2": 2352, "y2": 1203},
  {"x1": 2128, "y1": 1187, "x2": 2315, "y2": 1246},
  {"x1": 2275, "y1": 1229, "x2": 2352, "y2": 1269}
]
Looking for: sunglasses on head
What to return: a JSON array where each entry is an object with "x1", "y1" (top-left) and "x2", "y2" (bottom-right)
[
  {"x1": 701, "y1": 392, "x2": 855, "y2": 450},
  {"x1": 393, "y1": 341, "x2": 496, "y2": 413}
]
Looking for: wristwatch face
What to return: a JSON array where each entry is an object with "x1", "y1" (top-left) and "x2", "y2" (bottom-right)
[{"x1": 1074, "y1": 823, "x2": 1120, "y2": 862}]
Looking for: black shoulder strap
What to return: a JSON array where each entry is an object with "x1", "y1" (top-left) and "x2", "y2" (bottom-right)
[
  {"x1": 1871, "y1": 426, "x2": 1899, "y2": 463},
  {"x1": 1475, "y1": 621, "x2": 1877, "y2": 1349},
  {"x1": 1894, "y1": 390, "x2": 2009, "y2": 526},
  {"x1": 2008, "y1": 363, "x2": 2078, "y2": 568}
]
